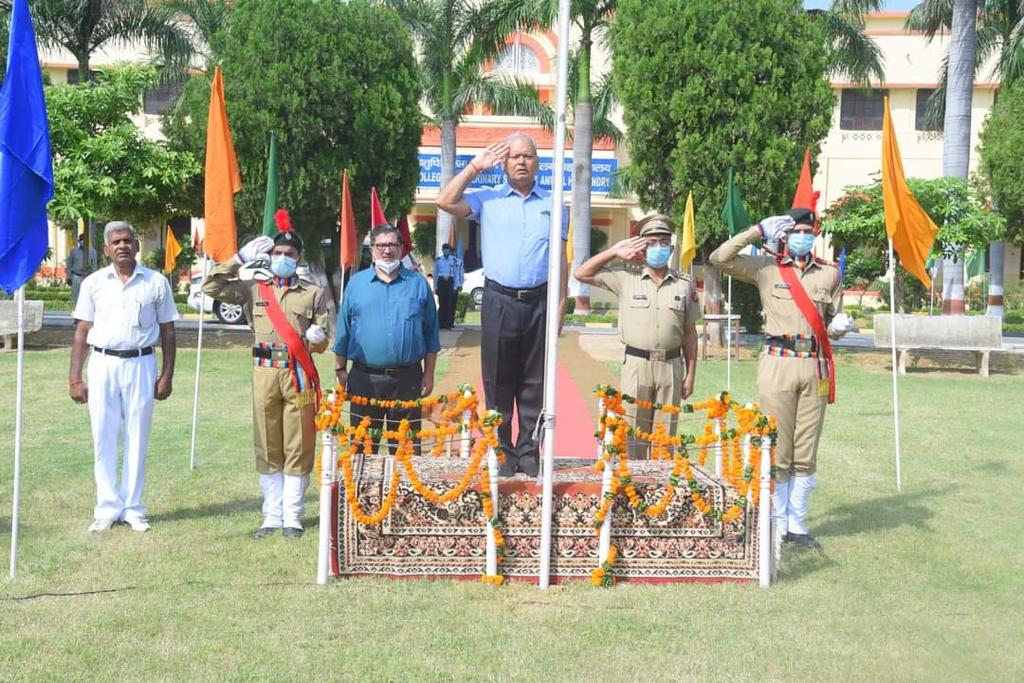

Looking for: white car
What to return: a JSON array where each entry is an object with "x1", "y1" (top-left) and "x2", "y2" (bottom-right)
[
  {"x1": 186, "y1": 263, "x2": 313, "y2": 325},
  {"x1": 461, "y1": 268, "x2": 485, "y2": 308}
]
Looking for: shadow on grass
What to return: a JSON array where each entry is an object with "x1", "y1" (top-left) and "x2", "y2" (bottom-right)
[{"x1": 154, "y1": 496, "x2": 263, "y2": 523}]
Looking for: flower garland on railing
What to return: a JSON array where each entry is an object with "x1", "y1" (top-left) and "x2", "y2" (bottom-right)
[
  {"x1": 317, "y1": 384, "x2": 507, "y2": 584},
  {"x1": 589, "y1": 385, "x2": 778, "y2": 587}
]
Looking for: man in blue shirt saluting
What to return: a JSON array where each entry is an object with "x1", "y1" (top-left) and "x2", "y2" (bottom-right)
[
  {"x1": 334, "y1": 224, "x2": 441, "y2": 454},
  {"x1": 436, "y1": 133, "x2": 569, "y2": 477}
]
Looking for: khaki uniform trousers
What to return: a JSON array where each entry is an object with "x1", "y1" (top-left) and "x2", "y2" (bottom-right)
[
  {"x1": 756, "y1": 354, "x2": 828, "y2": 482},
  {"x1": 620, "y1": 354, "x2": 684, "y2": 459},
  {"x1": 252, "y1": 365, "x2": 316, "y2": 476}
]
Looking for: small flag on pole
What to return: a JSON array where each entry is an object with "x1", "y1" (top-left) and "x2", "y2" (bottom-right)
[
  {"x1": 565, "y1": 216, "x2": 574, "y2": 265},
  {"x1": 0, "y1": 0, "x2": 54, "y2": 294},
  {"x1": 164, "y1": 226, "x2": 182, "y2": 275},
  {"x1": 791, "y1": 146, "x2": 821, "y2": 227},
  {"x1": 721, "y1": 169, "x2": 750, "y2": 236},
  {"x1": 338, "y1": 169, "x2": 357, "y2": 269},
  {"x1": 261, "y1": 132, "x2": 279, "y2": 237},
  {"x1": 397, "y1": 214, "x2": 413, "y2": 258},
  {"x1": 370, "y1": 186, "x2": 388, "y2": 228},
  {"x1": 838, "y1": 247, "x2": 847, "y2": 281},
  {"x1": 203, "y1": 66, "x2": 242, "y2": 263},
  {"x1": 882, "y1": 96, "x2": 938, "y2": 288},
  {"x1": 680, "y1": 191, "x2": 697, "y2": 271}
]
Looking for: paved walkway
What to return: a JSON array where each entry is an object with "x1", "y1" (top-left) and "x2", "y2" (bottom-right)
[{"x1": 435, "y1": 329, "x2": 617, "y2": 458}]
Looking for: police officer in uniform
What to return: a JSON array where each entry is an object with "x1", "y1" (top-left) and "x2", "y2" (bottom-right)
[
  {"x1": 575, "y1": 214, "x2": 700, "y2": 458},
  {"x1": 709, "y1": 208, "x2": 852, "y2": 549},
  {"x1": 67, "y1": 233, "x2": 98, "y2": 307},
  {"x1": 434, "y1": 243, "x2": 462, "y2": 329},
  {"x1": 203, "y1": 212, "x2": 331, "y2": 539}
]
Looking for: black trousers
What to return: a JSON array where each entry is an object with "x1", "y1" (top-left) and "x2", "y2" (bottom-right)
[
  {"x1": 437, "y1": 276, "x2": 456, "y2": 328},
  {"x1": 480, "y1": 284, "x2": 547, "y2": 464},
  {"x1": 348, "y1": 363, "x2": 423, "y2": 455}
]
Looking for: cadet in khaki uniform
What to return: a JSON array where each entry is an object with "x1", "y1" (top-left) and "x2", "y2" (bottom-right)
[
  {"x1": 203, "y1": 212, "x2": 330, "y2": 539},
  {"x1": 576, "y1": 214, "x2": 700, "y2": 458},
  {"x1": 709, "y1": 208, "x2": 853, "y2": 549}
]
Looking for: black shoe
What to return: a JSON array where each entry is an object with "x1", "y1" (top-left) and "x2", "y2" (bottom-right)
[
  {"x1": 252, "y1": 526, "x2": 279, "y2": 540},
  {"x1": 784, "y1": 532, "x2": 821, "y2": 550},
  {"x1": 517, "y1": 456, "x2": 540, "y2": 478},
  {"x1": 498, "y1": 456, "x2": 518, "y2": 478},
  {"x1": 282, "y1": 527, "x2": 304, "y2": 540}
]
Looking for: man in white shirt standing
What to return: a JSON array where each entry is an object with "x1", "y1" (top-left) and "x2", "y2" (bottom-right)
[{"x1": 69, "y1": 221, "x2": 179, "y2": 533}]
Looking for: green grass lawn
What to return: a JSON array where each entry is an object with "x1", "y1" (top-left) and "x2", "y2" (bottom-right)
[{"x1": 1, "y1": 347, "x2": 1022, "y2": 681}]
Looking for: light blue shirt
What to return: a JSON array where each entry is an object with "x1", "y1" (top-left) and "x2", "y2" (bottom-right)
[
  {"x1": 435, "y1": 254, "x2": 457, "y2": 279},
  {"x1": 333, "y1": 266, "x2": 441, "y2": 367},
  {"x1": 464, "y1": 182, "x2": 569, "y2": 289}
]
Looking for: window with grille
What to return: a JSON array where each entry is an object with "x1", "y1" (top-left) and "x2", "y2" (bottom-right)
[{"x1": 839, "y1": 89, "x2": 888, "y2": 131}]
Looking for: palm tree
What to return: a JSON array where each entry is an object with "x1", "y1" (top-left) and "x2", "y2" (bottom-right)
[
  {"x1": 909, "y1": 0, "x2": 1024, "y2": 315},
  {"x1": 812, "y1": 0, "x2": 887, "y2": 85},
  {"x1": 380, "y1": 0, "x2": 551, "y2": 258},
  {"x1": 150, "y1": 0, "x2": 232, "y2": 70},
  {"x1": 30, "y1": 0, "x2": 194, "y2": 83}
]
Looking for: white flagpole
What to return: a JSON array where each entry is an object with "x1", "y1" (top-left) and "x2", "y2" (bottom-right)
[
  {"x1": 188, "y1": 253, "x2": 209, "y2": 471},
  {"x1": 8, "y1": 286, "x2": 27, "y2": 579},
  {"x1": 726, "y1": 275, "x2": 733, "y2": 391},
  {"x1": 888, "y1": 239, "x2": 903, "y2": 491},
  {"x1": 538, "y1": 0, "x2": 572, "y2": 590}
]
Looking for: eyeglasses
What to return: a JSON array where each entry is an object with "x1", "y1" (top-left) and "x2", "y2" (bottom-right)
[{"x1": 372, "y1": 242, "x2": 401, "y2": 252}]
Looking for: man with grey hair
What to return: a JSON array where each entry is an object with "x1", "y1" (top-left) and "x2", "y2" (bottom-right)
[
  {"x1": 436, "y1": 132, "x2": 569, "y2": 477},
  {"x1": 70, "y1": 220, "x2": 179, "y2": 533}
]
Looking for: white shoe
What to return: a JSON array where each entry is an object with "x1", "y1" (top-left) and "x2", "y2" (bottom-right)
[
  {"x1": 124, "y1": 517, "x2": 152, "y2": 533},
  {"x1": 88, "y1": 518, "x2": 116, "y2": 533}
]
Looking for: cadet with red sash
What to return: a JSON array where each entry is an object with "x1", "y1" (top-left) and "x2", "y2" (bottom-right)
[
  {"x1": 203, "y1": 210, "x2": 330, "y2": 539},
  {"x1": 710, "y1": 208, "x2": 853, "y2": 549}
]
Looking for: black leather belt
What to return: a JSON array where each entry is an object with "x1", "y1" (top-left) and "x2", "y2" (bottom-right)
[
  {"x1": 93, "y1": 346, "x2": 154, "y2": 358},
  {"x1": 624, "y1": 345, "x2": 681, "y2": 362},
  {"x1": 765, "y1": 335, "x2": 819, "y2": 353},
  {"x1": 485, "y1": 278, "x2": 547, "y2": 301},
  {"x1": 351, "y1": 361, "x2": 422, "y2": 378}
]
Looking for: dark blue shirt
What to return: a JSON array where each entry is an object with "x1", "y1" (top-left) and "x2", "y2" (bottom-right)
[{"x1": 333, "y1": 266, "x2": 441, "y2": 367}]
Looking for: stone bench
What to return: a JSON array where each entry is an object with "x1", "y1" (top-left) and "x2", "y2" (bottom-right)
[
  {"x1": 872, "y1": 314, "x2": 1002, "y2": 376},
  {"x1": 0, "y1": 299, "x2": 44, "y2": 351}
]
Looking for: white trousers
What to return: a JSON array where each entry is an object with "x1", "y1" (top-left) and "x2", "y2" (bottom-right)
[{"x1": 87, "y1": 352, "x2": 156, "y2": 522}]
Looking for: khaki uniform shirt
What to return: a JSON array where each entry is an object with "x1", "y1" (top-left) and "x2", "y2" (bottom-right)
[
  {"x1": 592, "y1": 265, "x2": 702, "y2": 350},
  {"x1": 709, "y1": 226, "x2": 842, "y2": 336},
  {"x1": 202, "y1": 262, "x2": 330, "y2": 344}
]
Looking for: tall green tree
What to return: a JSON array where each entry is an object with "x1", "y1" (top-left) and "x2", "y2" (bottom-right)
[
  {"x1": 908, "y1": 0, "x2": 1024, "y2": 315},
  {"x1": 163, "y1": 0, "x2": 422, "y2": 265},
  {"x1": 380, "y1": 0, "x2": 549, "y2": 259},
  {"x1": 613, "y1": 0, "x2": 834, "y2": 311},
  {"x1": 46, "y1": 65, "x2": 200, "y2": 227},
  {"x1": 28, "y1": 0, "x2": 194, "y2": 83}
]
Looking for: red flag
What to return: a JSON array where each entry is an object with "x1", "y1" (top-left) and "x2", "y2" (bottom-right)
[
  {"x1": 370, "y1": 186, "x2": 388, "y2": 229},
  {"x1": 397, "y1": 214, "x2": 413, "y2": 258},
  {"x1": 791, "y1": 146, "x2": 821, "y2": 232},
  {"x1": 203, "y1": 66, "x2": 242, "y2": 262},
  {"x1": 338, "y1": 170, "x2": 357, "y2": 269}
]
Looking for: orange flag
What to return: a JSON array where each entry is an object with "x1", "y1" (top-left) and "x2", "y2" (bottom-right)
[
  {"x1": 203, "y1": 66, "x2": 242, "y2": 263},
  {"x1": 881, "y1": 97, "x2": 938, "y2": 289},
  {"x1": 369, "y1": 186, "x2": 388, "y2": 229},
  {"x1": 338, "y1": 170, "x2": 357, "y2": 269},
  {"x1": 791, "y1": 146, "x2": 821, "y2": 232},
  {"x1": 163, "y1": 225, "x2": 182, "y2": 275}
]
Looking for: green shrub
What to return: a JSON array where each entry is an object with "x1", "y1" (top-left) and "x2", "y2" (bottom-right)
[
  {"x1": 455, "y1": 292, "x2": 471, "y2": 322},
  {"x1": 731, "y1": 280, "x2": 763, "y2": 334}
]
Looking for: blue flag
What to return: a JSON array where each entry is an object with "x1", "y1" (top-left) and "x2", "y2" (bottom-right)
[
  {"x1": 0, "y1": 0, "x2": 54, "y2": 294},
  {"x1": 838, "y1": 247, "x2": 847, "y2": 281}
]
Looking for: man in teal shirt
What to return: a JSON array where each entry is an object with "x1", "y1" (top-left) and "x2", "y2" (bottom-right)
[{"x1": 334, "y1": 224, "x2": 441, "y2": 453}]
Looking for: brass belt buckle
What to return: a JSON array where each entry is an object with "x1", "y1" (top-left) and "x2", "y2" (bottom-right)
[
  {"x1": 649, "y1": 349, "x2": 666, "y2": 362},
  {"x1": 794, "y1": 338, "x2": 813, "y2": 353}
]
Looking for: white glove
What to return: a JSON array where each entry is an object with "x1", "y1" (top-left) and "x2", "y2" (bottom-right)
[
  {"x1": 305, "y1": 324, "x2": 326, "y2": 345},
  {"x1": 828, "y1": 312, "x2": 854, "y2": 337},
  {"x1": 236, "y1": 235, "x2": 274, "y2": 264},
  {"x1": 758, "y1": 215, "x2": 796, "y2": 242}
]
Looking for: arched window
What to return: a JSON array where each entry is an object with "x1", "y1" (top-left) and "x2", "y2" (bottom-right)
[{"x1": 494, "y1": 43, "x2": 540, "y2": 75}]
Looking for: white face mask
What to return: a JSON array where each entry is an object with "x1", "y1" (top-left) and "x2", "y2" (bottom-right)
[{"x1": 376, "y1": 259, "x2": 401, "y2": 275}]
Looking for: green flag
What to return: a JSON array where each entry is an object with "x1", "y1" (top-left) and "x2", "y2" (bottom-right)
[
  {"x1": 261, "y1": 132, "x2": 279, "y2": 237},
  {"x1": 721, "y1": 169, "x2": 751, "y2": 236},
  {"x1": 965, "y1": 248, "x2": 985, "y2": 279}
]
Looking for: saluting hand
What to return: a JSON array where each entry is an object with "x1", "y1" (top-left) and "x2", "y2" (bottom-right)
[
  {"x1": 613, "y1": 237, "x2": 648, "y2": 264},
  {"x1": 471, "y1": 143, "x2": 509, "y2": 173}
]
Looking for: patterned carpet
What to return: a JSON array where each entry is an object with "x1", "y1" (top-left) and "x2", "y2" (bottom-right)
[{"x1": 330, "y1": 456, "x2": 762, "y2": 583}]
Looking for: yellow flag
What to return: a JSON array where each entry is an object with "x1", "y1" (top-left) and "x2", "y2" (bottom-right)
[
  {"x1": 882, "y1": 96, "x2": 938, "y2": 288},
  {"x1": 565, "y1": 215, "x2": 574, "y2": 265},
  {"x1": 164, "y1": 225, "x2": 182, "y2": 274},
  {"x1": 680, "y1": 191, "x2": 696, "y2": 271}
]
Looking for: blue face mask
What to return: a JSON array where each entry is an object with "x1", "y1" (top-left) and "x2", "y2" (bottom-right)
[
  {"x1": 786, "y1": 233, "x2": 815, "y2": 257},
  {"x1": 645, "y1": 245, "x2": 672, "y2": 268},
  {"x1": 271, "y1": 254, "x2": 298, "y2": 278}
]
